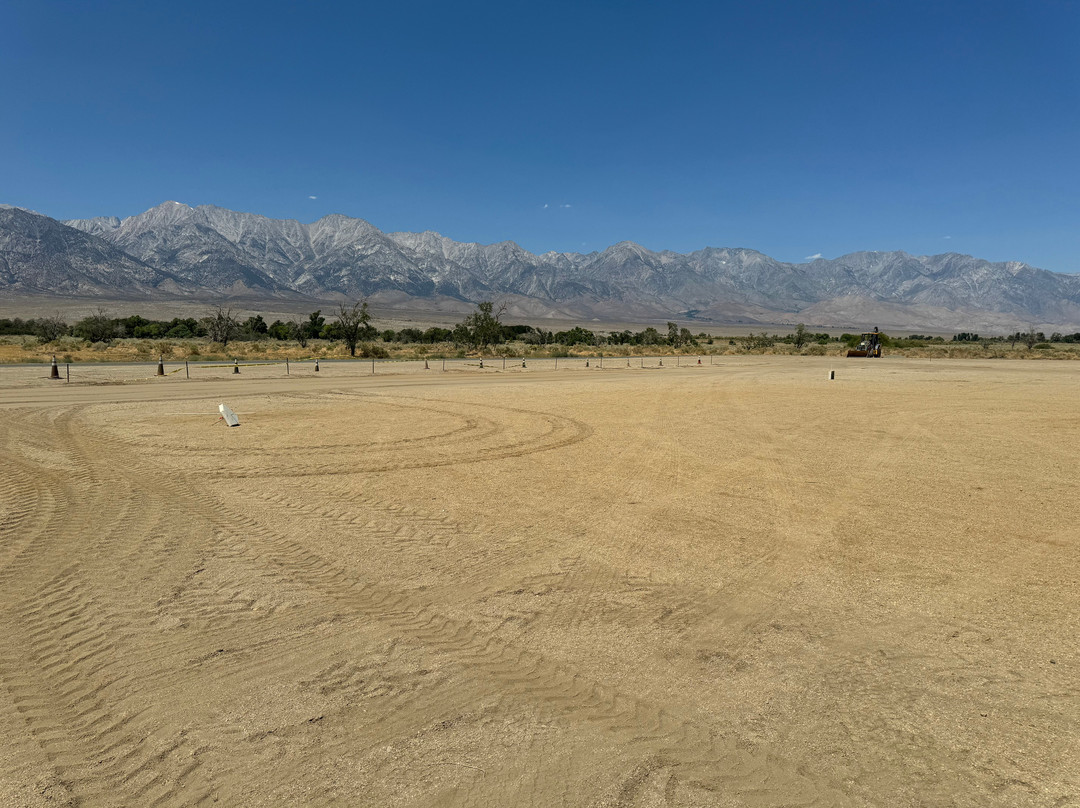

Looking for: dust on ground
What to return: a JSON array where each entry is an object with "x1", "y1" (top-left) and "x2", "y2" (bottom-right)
[{"x1": 0, "y1": 358, "x2": 1076, "y2": 807}]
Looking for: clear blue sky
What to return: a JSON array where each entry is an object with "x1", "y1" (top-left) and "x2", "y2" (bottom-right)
[{"x1": 3, "y1": 0, "x2": 1078, "y2": 271}]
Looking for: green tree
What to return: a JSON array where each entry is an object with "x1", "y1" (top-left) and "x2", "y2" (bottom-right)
[
  {"x1": 554, "y1": 326, "x2": 596, "y2": 345},
  {"x1": 267, "y1": 320, "x2": 291, "y2": 340},
  {"x1": 74, "y1": 307, "x2": 117, "y2": 343},
  {"x1": 422, "y1": 326, "x2": 452, "y2": 343},
  {"x1": 306, "y1": 311, "x2": 326, "y2": 340},
  {"x1": 462, "y1": 301, "x2": 506, "y2": 349},
  {"x1": 793, "y1": 323, "x2": 807, "y2": 349},
  {"x1": 336, "y1": 299, "x2": 374, "y2": 357},
  {"x1": 242, "y1": 315, "x2": 268, "y2": 340},
  {"x1": 667, "y1": 321, "x2": 680, "y2": 346},
  {"x1": 639, "y1": 327, "x2": 661, "y2": 345}
]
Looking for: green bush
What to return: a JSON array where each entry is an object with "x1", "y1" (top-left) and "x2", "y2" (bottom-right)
[
  {"x1": 358, "y1": 343, "x2": 389, "y2": 358},
  {"x1": 1033, "y1": 342, "x2": 1052, "y2": 350}
]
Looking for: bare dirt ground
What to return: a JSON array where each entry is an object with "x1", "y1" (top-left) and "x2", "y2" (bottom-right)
[{"x1": 0, "y1": 358, "x2": 1076, "y2": 807}]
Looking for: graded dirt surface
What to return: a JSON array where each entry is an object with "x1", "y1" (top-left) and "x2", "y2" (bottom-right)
[{"x1": 0, "y1": 358, "x2": 1076, "y2": 807}]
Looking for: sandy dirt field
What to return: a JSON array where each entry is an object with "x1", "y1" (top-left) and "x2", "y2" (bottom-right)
[{"x1": 0, "y1": 357, "x2": 1076, "y2": 807}]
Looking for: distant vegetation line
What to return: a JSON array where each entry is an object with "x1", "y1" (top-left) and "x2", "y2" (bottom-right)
[{"x1": 2, "y1": 302, "x2": 1078, "y2": 363}]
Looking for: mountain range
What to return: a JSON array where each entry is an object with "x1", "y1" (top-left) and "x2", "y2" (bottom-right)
[{"x1": 2, "y1": 201, "x2": 1078, "y2": 330}]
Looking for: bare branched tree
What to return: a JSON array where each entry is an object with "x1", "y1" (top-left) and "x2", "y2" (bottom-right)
[
  {"x1": 36, "y1": 312, "x2": 69, "y2": 342},
  {"x1": 204, "y1": 306, "x2": 240, "y2": 348}
]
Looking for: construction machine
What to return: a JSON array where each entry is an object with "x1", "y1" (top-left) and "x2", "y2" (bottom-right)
[{"x1": 847, "y1": 328, "x2": 883, "y2": 358}]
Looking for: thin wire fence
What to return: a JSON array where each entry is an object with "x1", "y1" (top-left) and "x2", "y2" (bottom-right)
[{"x1": 0, "y1": 353, "x2": 731, "y2": 388}]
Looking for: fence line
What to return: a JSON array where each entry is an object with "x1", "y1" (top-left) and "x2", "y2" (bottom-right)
[{"x1": 2, "y1": 354, "x2": 733, "y2": 386}]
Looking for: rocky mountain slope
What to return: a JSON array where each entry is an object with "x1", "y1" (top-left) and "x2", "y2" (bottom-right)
[
  {"x1": 0, "y1": 206, "x2": 188, "y2": 298},
  {"x1": 1, "y1": 200, "x2": 1077, "y2": 329}
]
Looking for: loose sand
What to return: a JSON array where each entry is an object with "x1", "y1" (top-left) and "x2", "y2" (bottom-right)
[{"x1": 0, "y1": 358, "x2": 1076, "y2": 807}]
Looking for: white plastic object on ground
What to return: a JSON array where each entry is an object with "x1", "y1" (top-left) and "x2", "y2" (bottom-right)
[{"x1": 218, "y1": 403, "x2": 240, "y2": 427}]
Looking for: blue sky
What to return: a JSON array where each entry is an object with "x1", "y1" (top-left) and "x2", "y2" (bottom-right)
[{"x1": 3, "y1": 0, "x2": 1078, "y2": 270}]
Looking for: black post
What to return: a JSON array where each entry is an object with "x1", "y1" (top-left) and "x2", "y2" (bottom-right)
[
  {"x1": 372, "y1": 357, "x2": 375, "y2": 374},
  {"x1": 66, "y1": 363, "x2": 70, "y2": 383},
  {"x1": 286, "y1": 358, "x2": 289, "y2": 375},
  {"x1": 185, "y1": 360, "x2": 189, "y2": 379}
]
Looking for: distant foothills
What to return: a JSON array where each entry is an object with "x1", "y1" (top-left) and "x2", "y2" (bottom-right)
[{"x1": 2, "y1": 201, "x2": 1079, "y2": 332}]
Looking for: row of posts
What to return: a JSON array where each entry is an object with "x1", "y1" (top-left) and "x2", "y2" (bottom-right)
[{"x1": 49, "y1": 353, "x2": 840, "y2": 381}]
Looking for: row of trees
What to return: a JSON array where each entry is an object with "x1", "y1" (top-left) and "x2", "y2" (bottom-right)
[
  {"x1": 7, "y1": 303, "x2": 1079, "y2": 353},
  {"x1": 207, "y1": 302, "x2": 376, "y2": 356},
  {"x1": 1, "y1": 302, "x2": 376, "y2": 357},
  {"x1": 951, "y1": 329, "x2": 1080, "y2": 348}
]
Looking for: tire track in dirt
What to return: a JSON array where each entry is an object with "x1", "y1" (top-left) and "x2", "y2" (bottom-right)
[
  {"x1": 7, "y1": 394, "x2": 862, "y2": 806},
  {"x1": 687, "y1": 391, "x2": 845, "y2": 658},
  {"x1": 216, "y1": 396, "x2": 593, "y2": 479},
  {"x1": 0, "y1": 455, "x2": 56, "y2": 580},
  {"x1": 164, "y1": 456, "x2": 860, "y2": 804},
  {"x1": 96, "y1": 391, "x2": 502, "y2": 458},
  {"x1": 0, "y1": 406, "x2": 225, "y2": 806},
  {"x1": 0, "y1": 567, "x2": 215, "y2": 807},
  {"x1": 0, "y1": 410, "x2": 97, "y2": 592},
  {"x1": 84, "y1": 391, "x2": 591, "y2": 481}
]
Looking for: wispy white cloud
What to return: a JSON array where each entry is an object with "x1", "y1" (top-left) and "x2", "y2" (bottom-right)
[
  {"x1": 560, "y1": 204, "x2": 572, "y2": 208},
  {"x1": 308, "y1": 195, "x2": 318, "y2": 200},
  {"x1": 805, "y1": 252, "x2": 823, "y2": 260},
  {"x1": 942, "y1": 235, "x2": 952, "y2": 239},
  {"x1": 542, "y1": 203, "x2": 549, "y2": 209}
]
